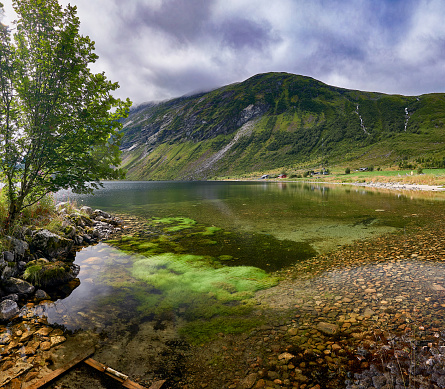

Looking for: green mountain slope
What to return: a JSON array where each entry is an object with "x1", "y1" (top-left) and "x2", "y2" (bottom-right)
[{"x1": 120, "y1": 72, "x2": 445, "y2": 179}]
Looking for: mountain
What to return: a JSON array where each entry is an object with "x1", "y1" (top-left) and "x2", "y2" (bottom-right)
[{"x1": 120, "y1": 72, "x2": 445, "y2": 180}]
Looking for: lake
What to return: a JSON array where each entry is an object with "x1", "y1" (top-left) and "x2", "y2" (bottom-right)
[{"x1": 24, "y1": 181, "x2": 445, "y2": 388}]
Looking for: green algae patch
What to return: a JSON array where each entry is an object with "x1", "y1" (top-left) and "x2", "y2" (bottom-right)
[
  {"x1": 104, "y1": 216, "x2": 317, "y2": 343},
  {"x1": 200, "y1": 226, "x2": 222, "y2": 236},
  {"x1": 153, "y1": 217, "x2": 197, "y2": 232},
  {"x1": 130, "y1": 252, "x2": 276, "y2": 343},
  {"x1": 132, "y1": 253, "x2": 277, "y2": 301}
]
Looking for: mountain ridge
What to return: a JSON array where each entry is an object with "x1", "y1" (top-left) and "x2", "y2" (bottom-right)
[{"x1": 119, "y1": 72, "x2": 445, "y2": 179}]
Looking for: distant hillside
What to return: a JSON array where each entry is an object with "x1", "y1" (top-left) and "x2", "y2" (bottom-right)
[{"x1": 120, "y1": 72, "x2": 445, "y2": 179}]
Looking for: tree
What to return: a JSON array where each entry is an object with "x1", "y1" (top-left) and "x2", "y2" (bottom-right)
[{"x1": 0, "y1": 0, "x2": 132, "y2": 229}]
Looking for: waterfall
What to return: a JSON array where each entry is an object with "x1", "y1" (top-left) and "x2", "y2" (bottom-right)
[
  {"x1": 404, "y1": 107, "x2": 410, "y2": 132},
  {"x1": 355, "y1": 105, "x2": 369, "y2": 135}
]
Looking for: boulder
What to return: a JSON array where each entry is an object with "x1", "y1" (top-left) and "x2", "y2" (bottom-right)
[
  {"x1": 80, "y1": 206, "x2": 93, "y2": 216},
  {"x1": 1, "y1": 265, "x2": 17, "y2": 280},
  {"x1": 31, "y1": 229, "x2": 73, "y2": 258},
  {"x1": 92, "y1": 209, "x2": 111, "y2": 219},
  {"x1": 0, "y1": 299, "x2": 19, "y2": 321},
  {"x1": 34, "y1": 289, "x2": 50, "y2": 301},
  {"x1": 4, "y1": 236, "x2": 29, "y2": 259},
  {"x1": 62, "y1": 225, "x2": 76, "y2": 239},
  {"x1": 3, "y1": 251, "x2": 14, "y2": 262},
  {"x1": 3, "y1": 277, "x2": 35, "y2": 295},
  {"x1": 1, "y1": 294, "x2": 18, "y2": 302}
]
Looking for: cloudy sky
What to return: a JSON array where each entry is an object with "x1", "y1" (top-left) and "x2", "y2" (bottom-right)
[{"x1": 3, "y1": 0, "x2": 445, "y2": 104}]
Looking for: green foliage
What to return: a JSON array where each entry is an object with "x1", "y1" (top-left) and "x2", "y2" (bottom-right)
[
  {"x1": 0, "y1": 0, "x2": 131, "y2": 229},
  {"x1": 345, "y1": 167, "x2": 351, "y2": 174}
]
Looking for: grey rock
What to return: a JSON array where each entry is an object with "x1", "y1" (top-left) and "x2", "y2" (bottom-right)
[
  {"x1": 63, "y1": 225, "x2": 76, "y2": 239},
  {"x1": 3, "y1": 251, "x2": 14, "y2": 262},
  {"x1": 3, "y1": 277, "x2": 35, "y2": 295},
  {"x1": 239, "y1": 373, "x2": 257, "y2": 388},
  {"x1": 0, "y1": 299, "x2": 19, "y2": 321},
  {"x1": 93, "y1": 209, "x2": 111, "y2": 219},
  {"x1": 34, "y1": 289, "x2": 50, "y2": 301},
  {"x1": 82, "y1": 234, "x2": 93, "y2": 243},
  {"x1": 17, "y1": 261, "x2": 26, "y2": 270},
  {"x1": 1, "y1": 294, "x2": 18, "y2": 302},
  {"x1": 372, "y1": 374, "x2": 387, "y2": 389},
  {"x1": 437, "y1": 375, "x2": 445, "y2": 389},
  {"x1": 80, "y1": 206, "x2": 93, "y2": 216},
  {"x1": 1, "y1": 265, "x2": 16, "y2": 280},
  {"x1": 5, "y1": 236, "x2": 29, "y2": 258},
  {"x1": 31, "y1": 229, "x2": 73, "y2": 258}
]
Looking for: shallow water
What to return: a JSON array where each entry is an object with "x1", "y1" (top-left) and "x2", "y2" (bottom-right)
[
  {"x1": 57, "y1": 181, "x2": 441, "y2": 252},
  {"x1": 19, "y1": 181, "x2": 442, "y2": 387},
  {"x1": 47, "y1": 182, "x2": 445, "y2": 331}
]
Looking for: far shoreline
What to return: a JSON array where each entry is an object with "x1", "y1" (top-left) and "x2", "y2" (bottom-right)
[{"x1": 223, "y1": 177, "x2": 445, "y2": 192}]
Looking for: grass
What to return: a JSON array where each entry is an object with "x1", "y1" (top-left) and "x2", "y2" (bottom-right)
[
  {"x1": 220, "y1": 168, "x2": 445, "y2": 187},
  {"x1": 0, "y1": 189, "x2": 74, "y2": 246}
]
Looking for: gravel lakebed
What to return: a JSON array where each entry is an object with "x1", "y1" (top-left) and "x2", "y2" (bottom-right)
[{"x1": 2, "y1": 209, "x2": 445, "y2": 389}]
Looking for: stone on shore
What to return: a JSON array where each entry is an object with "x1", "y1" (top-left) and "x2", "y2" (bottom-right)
[
  {"x1": 31, "y1": 229, "x2": 74, "y2": 258},
  {"x1": 3, "y1": 277, "x2": 35, "y2": 295},
  {"x1": 4, "y1": 237, "x2": 29, "y2": 259},
  {"x1": 0, "y1": 299, "x2": 19, "y2": 321}
]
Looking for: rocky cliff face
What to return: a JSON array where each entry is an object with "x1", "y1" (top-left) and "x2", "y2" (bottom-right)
[{"x1": 119, "y1": 72, "x2": 445, "y2": 180}]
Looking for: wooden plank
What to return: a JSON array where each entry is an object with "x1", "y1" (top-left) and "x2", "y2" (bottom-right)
[
  {"x1": 84, "y1": 357, "x2": 149, "y2": 389},
  {"x1": 26, "y1": 348, "x2": 95, "y2": 389},
  {"x1": 149, "y1": 380, "x2": 166, "y2": 389}
]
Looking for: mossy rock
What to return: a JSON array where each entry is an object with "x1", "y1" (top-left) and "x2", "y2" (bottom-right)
[{"x1": 23, "y1": 260, "x2": 79, "y2": 288}]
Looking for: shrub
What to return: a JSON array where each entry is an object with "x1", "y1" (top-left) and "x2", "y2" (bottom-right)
[{"x1": 345, "y1": 167, "x2": 351, "y2": 174}]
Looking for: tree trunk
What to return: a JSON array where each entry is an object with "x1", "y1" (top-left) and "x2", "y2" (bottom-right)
[{"x1": 4, "y1": 201, "x2": 18, "y2": 232}]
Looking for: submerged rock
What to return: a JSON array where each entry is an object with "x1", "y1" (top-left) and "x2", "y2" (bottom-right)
[{"x1": 316, "y1": 322, "x2": 339, "y2": 336}]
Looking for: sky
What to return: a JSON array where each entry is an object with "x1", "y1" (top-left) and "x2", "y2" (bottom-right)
[{"x1": 2, "y1": 0, "x2": 445, "y2": 105}]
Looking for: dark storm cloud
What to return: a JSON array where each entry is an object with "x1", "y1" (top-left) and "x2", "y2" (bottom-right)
[
  {"x1": 218, "y1": 17, "x2": 280, "y2": 51},
  {"x1": 5, "y1": 0, "x2": 440, "y2": 103},
  {"x1": 130, "y1": 0, "x2": 215, "y2": 44}
]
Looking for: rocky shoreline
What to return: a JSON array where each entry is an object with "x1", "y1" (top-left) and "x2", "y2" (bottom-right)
[{"x1": 0, "y1": 203, "x2": 122, "y2": 323}]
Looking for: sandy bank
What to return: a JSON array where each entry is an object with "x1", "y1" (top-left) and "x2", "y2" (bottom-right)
[{"x1": 344, "y1": 181, "x2": 445, "y2": 191}]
